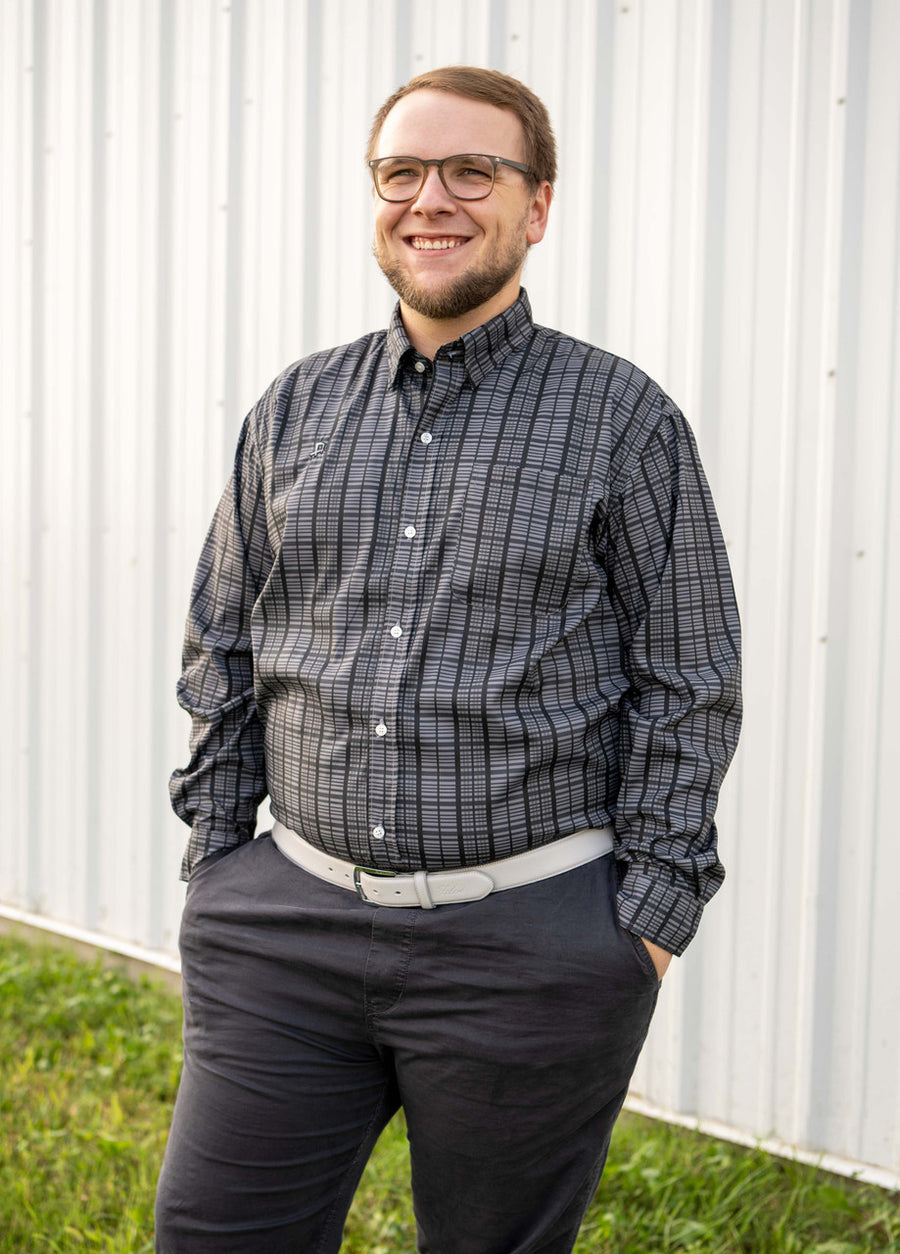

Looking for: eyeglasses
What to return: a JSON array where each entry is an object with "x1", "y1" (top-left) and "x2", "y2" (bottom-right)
[{"x1": 368, "y1": 153, "x2": 536, "y2": 202}]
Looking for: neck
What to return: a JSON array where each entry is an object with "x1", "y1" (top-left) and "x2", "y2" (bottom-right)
[{"x1": 400, "y1": 283, "x2": 522, "y2": 359}]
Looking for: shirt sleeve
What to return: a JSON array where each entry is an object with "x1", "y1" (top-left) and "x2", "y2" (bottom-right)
[
  {"x1": 168, "y1": 401, "x2": 275, "y2": 880},
  {"x1": 600, "y1": 401, "x2": 742, "y2": 955}
]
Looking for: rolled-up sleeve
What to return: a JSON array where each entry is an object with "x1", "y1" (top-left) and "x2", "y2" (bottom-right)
[
  {"x1": 601, "y1": 404, "x2": 742, "y2": 955},
  {"x1": 169, "y1": 398, "x2": 275, "y2": 880}
]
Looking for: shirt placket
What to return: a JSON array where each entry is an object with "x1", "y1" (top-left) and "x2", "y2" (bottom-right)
[{"x1": 365, "y1": 355, "x2": 451, "y2": 866}]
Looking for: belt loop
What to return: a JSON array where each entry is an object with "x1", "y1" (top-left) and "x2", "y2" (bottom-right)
[{"x1": 413, "y1": 870, "x2": 436, "y2": 909}]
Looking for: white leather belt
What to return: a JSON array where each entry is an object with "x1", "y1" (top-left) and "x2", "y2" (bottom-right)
[{"x1": 271, "y1": 820, "x2": 615, "y2": 908}]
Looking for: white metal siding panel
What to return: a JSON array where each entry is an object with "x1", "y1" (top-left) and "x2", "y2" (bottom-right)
[{"x1": 1, "y1": 0, "x2": 898, "y2": 1182}]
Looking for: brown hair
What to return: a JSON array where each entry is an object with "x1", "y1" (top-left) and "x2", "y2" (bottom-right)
[{"x1": 367, "y1": 66, "x2": 557, "y2": 188}]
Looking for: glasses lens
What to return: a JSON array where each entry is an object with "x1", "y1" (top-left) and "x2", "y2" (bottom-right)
[
  {"x1": 443, "y1": 155, "x2": 496, "y2": 199},
  {"x1": 374, "y1": 158, "x2": 426, "y2": 200}
]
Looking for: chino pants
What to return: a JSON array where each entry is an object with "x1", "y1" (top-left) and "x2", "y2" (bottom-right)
[{"x1": 154, "y1": 833, "x2": 659, "y2": 1254}]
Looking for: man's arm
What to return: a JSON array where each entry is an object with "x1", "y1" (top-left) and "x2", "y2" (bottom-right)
[
  {"x1": 601, "y1": 401, "x2": 742, "y2": 959},
  {"x1": 169, "y1": 405, "x2": 275, "y2": 880}
]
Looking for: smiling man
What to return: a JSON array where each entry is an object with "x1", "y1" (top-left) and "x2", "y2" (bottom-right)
[
  {"x1": 370, "y1": 89, "x2": 550, "y2": 348},
  {"x1": 156, "y1": 67, "x2": 741, "y2": 1254}
]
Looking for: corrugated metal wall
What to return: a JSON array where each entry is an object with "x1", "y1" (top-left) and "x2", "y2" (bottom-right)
[{"x1": 2, "y1": 0, "x2": 898, "y2": 1184}]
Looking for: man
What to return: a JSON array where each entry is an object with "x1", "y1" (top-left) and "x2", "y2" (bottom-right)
[{"x1": 156, "y1": 66, "x2": 741, "y2": 1254}]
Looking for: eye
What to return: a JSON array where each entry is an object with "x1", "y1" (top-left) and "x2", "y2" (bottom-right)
[
  {"x1": 445, "y1": 156, "x2": 494, "y2": 187},
  {"x1": 379, "y1": 159, "x2": 422, "y2": 185}
]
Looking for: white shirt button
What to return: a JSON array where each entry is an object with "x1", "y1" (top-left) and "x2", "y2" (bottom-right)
[
  {"x1": 372, "y1": 825, "x2": 386, "y2": 840},
  {"x1": 420, "y1": 431, "x2": 433, "y2": 445},
  {"x1": 390, "y1": 624, "x2": 403, "y2": 638},
  {"x1": 403, "y1": 525, "x2": 417, "y2": 539},
  {"x1": 375, "y1": 721, "x2": 388, "y2": 737},
  {"x1": 414, "y1": 360, "x2": 426, "y2": 373}
]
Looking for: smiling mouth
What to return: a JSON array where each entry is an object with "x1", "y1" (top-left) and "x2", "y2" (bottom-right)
[{"x1": 408, "y1": 237, "x2": 468, "y2": 251}]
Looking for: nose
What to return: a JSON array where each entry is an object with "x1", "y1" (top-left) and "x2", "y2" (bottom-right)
[{"x1": 410, "y1": 163, "x2": 456, "y2": 215}]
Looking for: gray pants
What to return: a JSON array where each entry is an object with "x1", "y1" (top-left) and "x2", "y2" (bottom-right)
[{"x1": 155, "y1": 833, "x2": 659, "y2": 1253}]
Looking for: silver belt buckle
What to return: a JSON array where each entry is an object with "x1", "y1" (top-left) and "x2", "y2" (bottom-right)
[{"x1": 353, "y1": 865, "x2": 397, "y2": 902}]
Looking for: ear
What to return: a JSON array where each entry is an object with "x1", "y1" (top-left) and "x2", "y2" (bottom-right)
[{"x1": 525, "y1": 181, "x2": 552, "y2": 245}]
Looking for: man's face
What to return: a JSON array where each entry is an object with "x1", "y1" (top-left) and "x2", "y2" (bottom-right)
[{"x1": 371, "y1": 89, "x2": 550, "y2": 327}]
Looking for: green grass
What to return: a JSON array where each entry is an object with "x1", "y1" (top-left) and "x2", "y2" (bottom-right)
[{"x1": 0, "y1": 934, "x2": 897, "y2": 1253}]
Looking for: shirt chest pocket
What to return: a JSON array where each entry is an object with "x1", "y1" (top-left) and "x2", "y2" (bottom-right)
[
  {"x1": 448, "y1": 466, "x2": 594, "y2": 617},
  {"x1": 269, "y1": 437, "x2": 380, "y2": 564}
]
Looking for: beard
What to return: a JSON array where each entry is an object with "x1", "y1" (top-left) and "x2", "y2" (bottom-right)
[{"x1": 373, "y1": 222, "x2": 530, "y2": 321}]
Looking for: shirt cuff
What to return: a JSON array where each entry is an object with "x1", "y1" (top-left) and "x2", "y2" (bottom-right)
[
  {"x1": 615, "y1": 868, "x2": 704, "y2": 957},
  {"x1": 180, "y1": 827, "x2": 252, "y2": 881}
]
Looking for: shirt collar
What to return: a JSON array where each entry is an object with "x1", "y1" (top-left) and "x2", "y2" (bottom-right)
[{"x1": 385, "y1": 290, "x2": 535, "y2": 388}]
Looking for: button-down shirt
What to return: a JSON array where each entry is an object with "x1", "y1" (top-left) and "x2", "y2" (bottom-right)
[{"x1": 170, "y1": 292, "x2": 741, "y2": 955}]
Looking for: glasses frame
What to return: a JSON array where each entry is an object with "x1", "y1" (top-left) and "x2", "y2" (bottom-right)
[{"x1": 368, "y1": 153, "x2": 536, "y2": 203}]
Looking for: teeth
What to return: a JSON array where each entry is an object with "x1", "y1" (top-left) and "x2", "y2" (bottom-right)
[{"x1": 411, "y1": 237, "x2": 465, "y2": 250}]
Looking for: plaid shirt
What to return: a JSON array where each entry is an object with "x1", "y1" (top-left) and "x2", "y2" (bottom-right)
[{"x1": 170, "y1": 292, "x2": 741, "y2": 954}]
